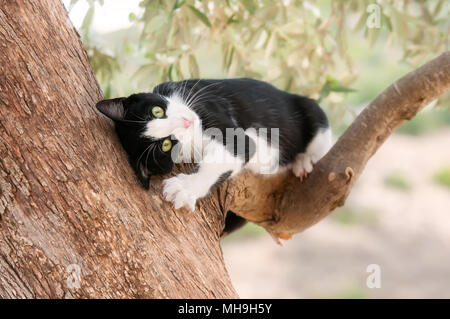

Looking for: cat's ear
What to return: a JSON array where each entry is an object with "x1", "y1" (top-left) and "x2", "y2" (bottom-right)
[
  {"x1": 133, "y1": 161, "x2": 151, "y2": 190},
  {"x1": 96, "y1": 97, "x2": 126, "y2": 121}
]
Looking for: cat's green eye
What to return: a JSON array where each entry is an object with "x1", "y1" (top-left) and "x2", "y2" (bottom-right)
[
  {"x1": 152, "y1": 106, "x2": 164, "y2": 118},
  {"x1": 161, "y1": 139, "x2": 172, "y2": 152}
]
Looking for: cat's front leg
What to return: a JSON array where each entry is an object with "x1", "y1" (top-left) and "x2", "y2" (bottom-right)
[
  {"x1": 162, "y1": 173, "x2": 198, "y2": 211},
  {"x1": 162, "y1": 141, "x2": 243, "y2": 211}
]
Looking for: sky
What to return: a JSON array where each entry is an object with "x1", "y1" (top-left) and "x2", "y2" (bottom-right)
[{"x1": 63, "y1": 0, "x2": 142, "y2": 33}]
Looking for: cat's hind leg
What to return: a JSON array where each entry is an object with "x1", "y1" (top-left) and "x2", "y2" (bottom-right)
[{"x1": 292, "y1": 127, "x2": 332, "y2": 180}]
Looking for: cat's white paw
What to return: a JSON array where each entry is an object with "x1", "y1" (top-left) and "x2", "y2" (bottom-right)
[
  {"x1": 292, "y1": 153, "x2": 314, "y2": 180},
  {"x1": 292, "y1": 127, "x2": 332, "y2": 181},
  {"x1": 162, "y1": 174, "x2": 197, "y2": 211}
]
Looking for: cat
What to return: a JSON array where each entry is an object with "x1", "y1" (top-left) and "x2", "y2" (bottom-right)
[{"x1": 96, "y1": 78, "x2": 332, "y2": 215}]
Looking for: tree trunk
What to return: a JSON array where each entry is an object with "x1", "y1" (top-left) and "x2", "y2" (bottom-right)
[
  {"x1": 0, "y1": 0, "x2": 236, "y2": 298},
  {"x1": 1, "y1": 0, "x2": 449, "y2": 299}
]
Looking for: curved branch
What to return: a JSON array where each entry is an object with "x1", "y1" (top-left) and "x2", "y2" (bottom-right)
[{"x1": 221, "y1": 51, "x2": 450, "y2": 241}]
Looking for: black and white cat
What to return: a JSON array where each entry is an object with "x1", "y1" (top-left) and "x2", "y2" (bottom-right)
[{"x1": 96, "y1": 78, "x2": 331, "y2": 212}]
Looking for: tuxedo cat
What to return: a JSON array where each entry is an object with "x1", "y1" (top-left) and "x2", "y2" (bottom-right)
[{"x1": 96, "y1": 78, "x2": 331, "y2": 214}]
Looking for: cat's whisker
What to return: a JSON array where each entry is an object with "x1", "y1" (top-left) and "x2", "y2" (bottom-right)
[
  {"x1": 185, "y1": 81, "x2": 216, "y2": 107},
  {"x1": 145, "y1": 143, "x2": 156, "y2": 171},
  {"x1": 187, "y1": 94, "x2": 215, "y2": 107},
  {"x1": 184, "y1": 79, "x2": 201, "y2": 108},
  {"x1": 181, "y1": 80, "x2": 189, "y2": 102},
  {"x1": 137, "y1": 143, "x2": 154, "y2": 169},
  {"x1": 151, "y1": 144, "x2": 165, "y2": 171},
  {"x1": 189, "y1": 86, "x2": 225, "y2": 108},
  {"x1": 186, "y1": 82, "x2": 222, "y2": 108}
]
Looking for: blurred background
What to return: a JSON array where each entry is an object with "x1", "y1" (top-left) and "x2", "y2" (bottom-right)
[{"x1": 64, "y1": 0, "x2": 450, "y2": 298}]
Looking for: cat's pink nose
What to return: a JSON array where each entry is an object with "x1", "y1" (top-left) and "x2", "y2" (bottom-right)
[{"x1": 182, "y1": 117, "x2": 193, "y2": 128}]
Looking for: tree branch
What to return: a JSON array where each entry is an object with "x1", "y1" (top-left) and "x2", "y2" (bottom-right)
[{"x1": 220, "y1": 51, "x2": 450, "y2": 241}]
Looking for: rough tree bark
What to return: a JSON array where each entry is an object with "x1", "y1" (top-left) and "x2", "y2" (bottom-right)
[
  {"x1": 0, "y1": 0, "x2": 235, "y2": 298},
  {"x1": 0, "y1": 0, "x2": 449, "y2": 299}
]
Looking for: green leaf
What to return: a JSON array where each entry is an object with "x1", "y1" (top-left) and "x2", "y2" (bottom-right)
[
  {"x1": 329, "y1": 86, "x2": 357, "y2": 93},
  {"x1": 81, "y1": 5, "x2": 95, "y2": 35},
  {"x1": 222, "y1": 45, "x2": 229, "y2": 70},
  {"x1": 382, "y1": 13, "x2": 392, "y2": 32},
  {"x1": 168, "y1": 64, "x2": 174, "y2": 81},
  {"x1": 174, "y1": 62, "x2": 184, "y2": 80},
  {"x1": 241, "y1": 0, "x2": 257, "y2": 14},
  {"x1": 104, "y1": 83, "x2": 111, "y2": 99},
  {"x1": 353, "y1": 12, "x2": 367, "y2": 32},
  {"x1": 226, "y1": 47, "x2": 235, "y2": 70},
  {"x1": 188, "y1": 5, "x2": 211, "y2": 28},
  {"x1": 284, "y1": 77, "x2": 293, "y2": 91},
  {"x1": 319, "y1": 76, "x2": 356, "y2": 101},
  {"x1": 325, "y1": 75, "x2": 337, "y2": 83},
  {"x1": 68, "y1": 0, "x2": 78, "y2": 11},
  {"x1": 433, "y1": 0, "x2": 444, "y2": 18},
  {"x1": 226, "y1": 13, "x2": 238, "y2": 25},
  {"x1": 172, "y1": 0, "x2": 186, "y2": 11},
  {"x1": 188, "y1": 54, "x2": 200, "y2": 77}
]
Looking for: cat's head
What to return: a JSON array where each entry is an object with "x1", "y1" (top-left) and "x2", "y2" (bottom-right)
[{"x1": 96, "y1": 93, "x2": 184, "y2": 189}]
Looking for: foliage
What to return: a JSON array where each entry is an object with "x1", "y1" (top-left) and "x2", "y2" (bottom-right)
[
  {"x1": 384, "y1": 171, "x2": 411, "y2": 191},
  {"x1": 331, "y1": 206, "x2": 378, "y2": 226},
  {"x1": 69, "y1": 0, "x2": 449, "y2": 122},
  {"x1": 222, "y1": 222, "x2": 266, "y2": 242},
  {"x1": 396, "y1": 107, "x2": 450, "y2": 135},
  {"x1": 433, "y1": 167, "x2": 450, "y2": 189}
]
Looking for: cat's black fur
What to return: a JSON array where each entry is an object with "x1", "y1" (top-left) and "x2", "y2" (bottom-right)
[{"x1": 97, "y1": 95, "x2": 178, "y2": 189}]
